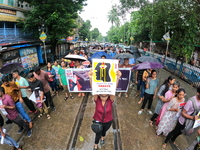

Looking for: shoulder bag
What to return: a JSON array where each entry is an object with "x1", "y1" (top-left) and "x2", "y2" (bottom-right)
[
  {"x1": 181, "y1": 97, "x2": 200, "y2": 136},
  {"x1": 91, "y1": 101, "x2": 108, "y2": 133}
]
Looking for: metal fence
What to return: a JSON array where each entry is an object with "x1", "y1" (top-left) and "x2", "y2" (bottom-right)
[{"x1": 139, "y1": 50, "x2": 200, "y2": 88}]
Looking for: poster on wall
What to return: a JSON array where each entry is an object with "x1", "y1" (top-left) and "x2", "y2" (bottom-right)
[
  {"x1": 92, "y1": 59, "x2": 118, "y2": 95},
  {"x1": 21, "y1": 54, "x2": 39, "y2": 69}
]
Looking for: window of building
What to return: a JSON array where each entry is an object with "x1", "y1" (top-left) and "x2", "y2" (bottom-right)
[
  {"x1": 6, "y1": 22, "x2": 15, "y2": 28},
  {"x1": 8, "y1": 0, "x2": 14, "y2": 6},
  {"x1": 0, "y1": 0, "x2": 5, "y2": 4},
  {"x1": 0, "y1": 22, "x2": 4, "y2": 28}
]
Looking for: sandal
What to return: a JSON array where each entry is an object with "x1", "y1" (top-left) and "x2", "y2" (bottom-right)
[
  {"x1": 124, "y1": 93, "x2": 128, "y2": 97},
  {"x1": 51, "y1": 92, "x2": 56, "y2": 96},
  {"x1": 161, "y1": 143, "x2": 167, "y2": 150},
  {"x1": 70, "y1": 96, "x2": 74, "y2": 99},
  {"x1": 10, "y1": 146, "x2": 15, "y2": 150},
  {"x1": 149, "y1": 120, "x2": 154, "y2": 126},
  {"x1": 64, "y1": 97, "x2": 68, "y2": 101},
  {"x1": 38, "y1": 114, "x2": 43, "y2": 118},
  {"x1": 118, "y1": 93, "x2": 121, "y2": 97},
  {"x1": 171, "y1": 141, "x2": 178, "y2": 147},
  {"x1": 47, "y1": 114, "x2": 51, "y2": 119}
]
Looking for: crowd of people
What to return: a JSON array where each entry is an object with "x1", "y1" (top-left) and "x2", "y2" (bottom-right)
[{"x1": 0, "y1": 44, "x2": 199, "y2": 150}]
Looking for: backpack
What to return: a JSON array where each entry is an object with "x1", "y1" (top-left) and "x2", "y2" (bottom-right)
[{"x1": 181, "y1": 97, "x2": 200, "y2": 136}]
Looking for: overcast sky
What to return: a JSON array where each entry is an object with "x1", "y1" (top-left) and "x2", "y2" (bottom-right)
[{"x1": 80, "y1": 0, "x2": 130, "y2": 36}]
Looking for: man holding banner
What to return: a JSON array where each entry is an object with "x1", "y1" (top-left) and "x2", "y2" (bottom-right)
[{"x1": 88, "y1": 59, "x2": 121, "y2": 150}]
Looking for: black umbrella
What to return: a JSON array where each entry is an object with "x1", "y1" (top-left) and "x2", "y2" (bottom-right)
[
  {"x1": 137, "y1": 56, "x2": 160, "y2": 63},
  {"x1": 0, "y1": 63, "x2": 24, "y2": 74},
  {"x1": 114, "y1": 53, "x2": 134, "y2": 59}
]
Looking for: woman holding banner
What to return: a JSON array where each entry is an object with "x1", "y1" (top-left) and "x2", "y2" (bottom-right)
[
  {"x1": 118, "y1": 58, "x2": 132, "y2": 98},
  {"x1": 88, "y1": 69, "x2": 121, "y2": 150},
  {"x1": 74, "y1": 60, "x2": 85, "y2": 97}
]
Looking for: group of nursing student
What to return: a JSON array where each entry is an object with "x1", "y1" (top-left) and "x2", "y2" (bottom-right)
[{"x1": 136, "y1": 68, "x2": 200, "y2": 150}]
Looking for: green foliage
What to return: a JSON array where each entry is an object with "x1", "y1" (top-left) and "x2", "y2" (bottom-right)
[
  {"x1": 106, "y1": 0, "x2": 200, "y2": 61},
  {"x1": 91, "y1": 28, "x2": 100, "y2": 41},
  {"x1": 79, "y1": 20, "x2": 92, "y2": 41},
  {"x1": 107, "y1": 5, "x2": 120, "y2": 27},
  {"x1": 18, "y1": 0, "x2": 86, "y2": 54}
]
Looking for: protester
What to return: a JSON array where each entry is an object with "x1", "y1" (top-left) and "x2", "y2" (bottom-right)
[
  {"x1": 0, "y1": 87, "x2": 32, "y2": 137},
  {"x1": 101, "y1": 55, "x2": 106, "y2": 59},
  {"x1": 138, "y1": 69, "x2": 152, "y2": 104},
  {"x1": 156, "y1": 88, "x2": 185, "y2": 136},
  {"x1": 135, "y1": 69, "x2": 146, "y2": 102},
  {"x1": 46, "y1": 62, "x2": 58, "y2": 96},
  {"x1": 138, "y1": 70, "x2": 159, "y2": 115},
  {"x1": 1, "y1": 76, "x2": 33, "y2": 129},
  {"x1": 88, "y1": 69, "x2": 122, "y2": 150},
  {"x1": 156, "y1": 81, "x2": 180, "y2": 126},
  {"x1": 0, "y1": 114, "x2": 22, "y2": 150},
  {"x1": 162, "y1": 86, "x2": 200, "y2": 149},
  {"x1": 33, "y1": 66, "x2": 56, "y2": 111},
  {"x1": 74, "y1": 60, "x2": 85, "y2": 97},
  {"x1": 52, "y1": 60, "x2": 61, "y2": 90},
  {"x1": 12, "y1": 70, "x2": 37, "y2": 113},
  {"x1": 118, "y1": 58, "x2": 132, "y2": 97},
  {"x1": 149, "y1": 76, "x2": 175, "y2": 126},
  {"x1": 58, "y1": 61, "x2": 74, "y2": 100},
  {"x1": 27, "y1": 73, "x2": 50, "y2": 119},
  {"x1": 126, "y1": 50, "x2": 136, "y2": 87}
]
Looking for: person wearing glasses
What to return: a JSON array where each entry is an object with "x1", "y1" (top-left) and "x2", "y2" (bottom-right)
[{"x1": 88, "y1": 70, "x2": 121, "y2": 150}]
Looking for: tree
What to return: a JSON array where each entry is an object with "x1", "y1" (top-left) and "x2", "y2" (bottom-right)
[
  {"x1": 18, "y1": 0, "x2": 86, "y2": 58},
  {"x1": 79, "y1": 20, "x2": 92, "y2": 41},
  {"x1": 107, "y1": 5, "x2": 120, "y2": 27},
  {"x1": 91, "y1": 28, "x2": 100, "y2": 41}
]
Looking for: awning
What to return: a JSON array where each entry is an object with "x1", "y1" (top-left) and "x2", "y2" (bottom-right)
[{"x1": 0, "y1": 14, "x2": 20, "y2": 22}]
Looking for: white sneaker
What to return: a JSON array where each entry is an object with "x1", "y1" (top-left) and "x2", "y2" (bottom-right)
[
  {"x1": 138, "y1": 110, "x2": 143, "y2": 115},
  {"x1": 148, "y1": 111, "x2": 153, "y2": 115}
]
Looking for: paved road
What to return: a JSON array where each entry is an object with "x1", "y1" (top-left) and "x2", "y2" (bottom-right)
[{"x1": 1, "y1": 69, "x2": 198, "y2": 150}]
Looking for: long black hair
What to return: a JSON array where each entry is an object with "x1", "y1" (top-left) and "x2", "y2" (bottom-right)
[{"x1": 161, "y1": 76, "x2": 175, "y2": 96}]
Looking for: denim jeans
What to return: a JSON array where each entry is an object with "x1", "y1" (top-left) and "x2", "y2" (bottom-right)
[
  {"x1": 130, "y1": 71, "x2": 134, "y2": 83},
  {"x1": 137, "y1": 80, "x2": 145, "y2": 98},
  {"x1": 48, "y1": 81, "x2": 58, "y2": 92},
  {"x1": 15, "y1": 101, "x2": 31, "y2": 122},
  {"x1": 0, "y1": 133, "x2": 19, "y2": 148}
]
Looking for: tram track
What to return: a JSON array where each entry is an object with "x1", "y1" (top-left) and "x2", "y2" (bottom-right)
[
  {"x1": 66, "y1": 93, "x2": 122, "y2": 150},
  {"x1": 66, "y1": 93, "x2": 89, "y2": 150}
]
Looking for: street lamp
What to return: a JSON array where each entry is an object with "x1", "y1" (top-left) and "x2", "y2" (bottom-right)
[
  {"x1": 164, "y1": 21, "x2": 167, "y2": 33},
  {"x1": 38, "y1": 24, "x2": 47, "y2": 64}
]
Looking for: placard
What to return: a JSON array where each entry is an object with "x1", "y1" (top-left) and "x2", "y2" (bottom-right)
[{"x1": 92, "y1": 59, "x2": 118, "y2": 95}]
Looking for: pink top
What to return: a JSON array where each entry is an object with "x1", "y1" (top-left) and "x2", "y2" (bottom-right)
[
  {"x1": 93, "y1": 96, "x2": 113, "y2": 123},
  {"x1": 34, "y1": 70, "x2": 50, "y2": 93},
  {"x1": 179, "y1": 96, "x2": 200, "y2": 125},
  {"x1": 1, "y1": 94, "x2": 18, "y2": 120}
]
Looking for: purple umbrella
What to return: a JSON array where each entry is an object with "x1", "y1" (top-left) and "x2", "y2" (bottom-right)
[
  {"x1": 132, "y1": 62, "x2": 164, "y2": 70},
  {"x1": 0, "y1": 63, "x2": 24, "y2": 74}
]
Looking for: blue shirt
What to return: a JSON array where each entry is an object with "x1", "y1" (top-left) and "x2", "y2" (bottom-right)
[
  {"x1": 16, "y1": 77, "x2": 29, "y2": 97},
  {"x1": 129, "y1": 58, "x2": 136, "y2": 65},
  {"x1": 145, "y1": 78, "x2": 159, "y2": 95},
  {"x1": 109, "y1": 52, "x2": 116, "y2": 58}
]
